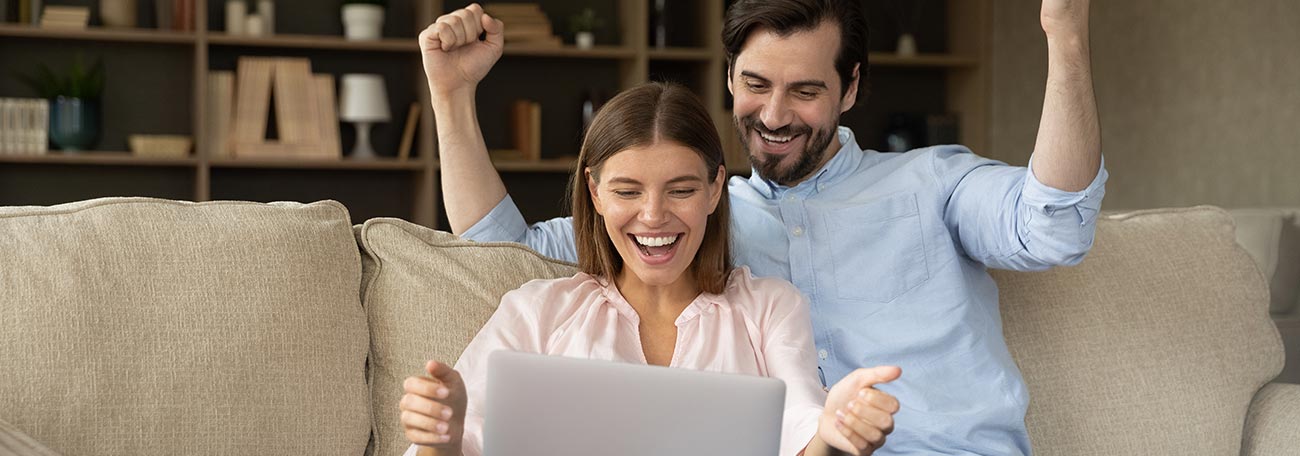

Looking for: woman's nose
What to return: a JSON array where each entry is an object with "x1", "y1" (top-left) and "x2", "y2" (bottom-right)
[{"x1": 637, "y1": 194, "x2": 668, "y2": 226}]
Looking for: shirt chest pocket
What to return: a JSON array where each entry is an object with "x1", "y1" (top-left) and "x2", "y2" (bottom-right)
[{"x1": 822, "y1": 193, "x2": 930, "y2": 304}]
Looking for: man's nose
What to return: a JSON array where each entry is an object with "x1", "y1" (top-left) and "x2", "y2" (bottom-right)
[{"x1": 759, "y1": 92, "x2": 792, "y2": 131}]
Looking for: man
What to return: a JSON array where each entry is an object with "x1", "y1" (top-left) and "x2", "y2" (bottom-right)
[{"x1": 420, "y1": 0, "x2": 1104, "y2": 454}]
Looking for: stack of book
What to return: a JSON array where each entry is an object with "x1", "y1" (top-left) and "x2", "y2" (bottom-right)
[
  {"x1": 0, "y1": 98, "x2": 50, "y2": 155},
  {"x1": 484, "y1": 3, "x2": 561, "y2": 47},
  {"x1": 39, "y1": 5, "x2": 89, "y2": 29}
]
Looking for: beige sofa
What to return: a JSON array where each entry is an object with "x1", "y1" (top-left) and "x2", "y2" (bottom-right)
[{"x1": 0, "y1": 198, "x2": 1296, "y2": 456}]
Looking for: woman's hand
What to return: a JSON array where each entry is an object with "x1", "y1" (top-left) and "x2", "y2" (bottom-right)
[
  {"x1": 399, "y1": 360, "x2": 469, "y2": 451},
  {"x1": 418, "y1": 3, "x2": 504, "y2": 97},
  {"x1": 816, "y1": 366, "x2": 902, "y2": 455}
]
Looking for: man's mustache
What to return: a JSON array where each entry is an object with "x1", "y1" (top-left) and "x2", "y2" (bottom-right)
[{"x1": 740, "y1": 115, "x2": 810, "y2": 138}]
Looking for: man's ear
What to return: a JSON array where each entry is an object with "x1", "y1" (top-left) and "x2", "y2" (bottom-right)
[
  {"x1": 840, "y1": 63, "x2": 860, "y2": 113},
  {"x1": 708, "y1": 165, "x2": 725, "y2": 215},
  {"x1": 586, "y1": 168, "x2": 604, "y2": 215},
  {"x1": 726, "y1": 65, "x2": 735, "y2": 97}
]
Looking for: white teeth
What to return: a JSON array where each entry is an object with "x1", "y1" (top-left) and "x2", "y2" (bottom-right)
[
  {"x1": 759, "y1": 132, "x2": 793, "y2": 143},
  {"x1": 634, "y1": 235, "x2": 678, "y2": 247}
]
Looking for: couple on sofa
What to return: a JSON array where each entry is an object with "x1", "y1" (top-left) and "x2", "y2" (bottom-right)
[{"x1": 401, "y1": 0, "x2": 1106, "y2": 455}]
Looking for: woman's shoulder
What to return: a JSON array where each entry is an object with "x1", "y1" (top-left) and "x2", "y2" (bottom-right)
[
  {"x1": 719, "y1": 267, "x2": 807, "y2": 311},
  {"x1": 498, "y1": 272, "x2": 608, "y2": 316}
]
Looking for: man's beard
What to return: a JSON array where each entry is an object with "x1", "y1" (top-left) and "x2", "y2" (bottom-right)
[{"x1": 736, "y1": 113, "x2": 837, "y2": 186}]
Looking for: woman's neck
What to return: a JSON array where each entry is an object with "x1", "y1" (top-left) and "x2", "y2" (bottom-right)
[{"x1": 614, "y1": 269, "x2": 700, "y2": 321}]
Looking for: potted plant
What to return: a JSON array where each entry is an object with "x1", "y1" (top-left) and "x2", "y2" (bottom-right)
[
  {"x1": 569, "y1": 8, "x2": 604, "y2": 50},
  {"x1": 342, "y1": 0, "x2": 386, "y2": 41},
  {"x1": 17, "y1": 56, "x2": 105, "y2": 152}
]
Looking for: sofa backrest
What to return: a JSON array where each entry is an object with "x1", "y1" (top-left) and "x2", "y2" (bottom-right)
[
  {"x1": 0, "y1": 198, "x2": 371, "y2": 456},
  {"x1": 992, "y1": 207, "x2": 1284, "y2": 455}
]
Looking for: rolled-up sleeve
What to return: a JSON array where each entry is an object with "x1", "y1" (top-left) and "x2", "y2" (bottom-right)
[
  {"x1": 943, "y1": 150, "x2": 1107, "y2": 271},
  {"x1": 461, "y1": 195, "x2": 580, "y2": 263}
]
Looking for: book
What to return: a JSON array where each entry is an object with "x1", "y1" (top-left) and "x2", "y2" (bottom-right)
[
  {"x1": 509, "y1": 99, "x2": 541, "y2": 161},
  {"x1": 313, "y1": 73, "x2": 341, "y2": 159},
  {"x1": 397, "y1": 102, "x2": 419, "y2": 161},
  {"x1": 205, "y1": 71, "x2": 235, "y2": 158}
]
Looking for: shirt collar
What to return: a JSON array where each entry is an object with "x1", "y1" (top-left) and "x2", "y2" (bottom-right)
[
  {"x1": 746, "y1": 126, "x2": 864, "y2": 199},
  {"x1": 596, "y1": 276, "x2": 724, "y2": 327}
]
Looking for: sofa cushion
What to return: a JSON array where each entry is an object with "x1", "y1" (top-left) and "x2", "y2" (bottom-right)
[
  {"x1": 992, "y1": 206, "x2": 1284, "y2": 455},
  {"x1": 0, "y1": 198, "x2": 370, "y2": 455},
  {"x1": 357, "y1": 218, "x2": 576, "y2": 456},
  {"x1": 1230, "y1": 208, "x2": 1300, "y2": 314}
]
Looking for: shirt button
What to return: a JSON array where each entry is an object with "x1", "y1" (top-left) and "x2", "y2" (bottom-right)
[
  {"x1": 792, "y1": 226, "x2": 804, "y2": 237},
  {"x1": 818, "y1": 349, "x2": 828, "y2": 360},
  {"x1": 784, "y1": 195, "x2": 796, "y2": 202}
]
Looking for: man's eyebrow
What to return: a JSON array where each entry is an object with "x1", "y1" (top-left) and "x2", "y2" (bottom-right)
[{"x1": 739, "y1": 71, "x2": 827, "y2": 90}]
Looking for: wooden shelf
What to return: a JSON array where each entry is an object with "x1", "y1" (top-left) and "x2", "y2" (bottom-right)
[
  {"x1": 0, "y1": 24, "x2": 197, "y2": 45},
  {"x1": 207, "y1": 33, "x2": 418, "y2": 52},
  {"x1": 0, "y1": 152, "x2": 198, "y2": 167},
  {"x1": 488, "y1": 158, "x2": 577, "y2": 173},
  {"x1": 502, "y1": 44, "x2": 635, "y2": 59},
  {"x1": 208, "y1": 157, "x2": 426, "y2": 170},
  {"x1": 869, "y1": 52, "x2": 978, "y2": 68},
  {"x1": 648, "y1": 47, "x2": 714, "y2": 62}
]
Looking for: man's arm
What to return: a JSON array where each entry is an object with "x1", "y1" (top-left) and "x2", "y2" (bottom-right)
[
  {"x1": 419, "y1": 4, "x2": 508, "y2": 235},
  {"x1": 1031, "y1": 0, "x2": 1100, "y2": 192}
]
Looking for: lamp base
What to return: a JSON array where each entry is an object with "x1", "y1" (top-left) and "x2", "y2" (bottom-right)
[{"x1": 349, "y1": 121, "x2": 377, "y2": 159}]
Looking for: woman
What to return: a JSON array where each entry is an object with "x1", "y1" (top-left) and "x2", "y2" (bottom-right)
[{"x1": 401, "y1": 7, "x2": 900, "y2": 456}]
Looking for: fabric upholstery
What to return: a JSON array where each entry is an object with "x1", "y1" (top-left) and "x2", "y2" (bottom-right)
[
  {"x1": 992, "y1": 206, "x2": 1285, "y2": 455},
  {"x1": 0, "y1": 198, "x2": 370, "y2": 456},
  {"x1": 356, "y1": 218, "x2": 576, "y2": 456},
  {"x1": 1230, "y1": 208, "x2": 1300, "y2": 314},
  {"x1": 0, "y1": 417, "x2": 62, "y2": 456},
  {"x1": 1242, "y1": 383, "x2": 1300, "y2": 456}
]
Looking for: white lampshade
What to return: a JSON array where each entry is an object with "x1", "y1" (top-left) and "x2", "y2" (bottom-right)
[{"x1": 338, "y1": 73, "x2": 391, "y2": 123}]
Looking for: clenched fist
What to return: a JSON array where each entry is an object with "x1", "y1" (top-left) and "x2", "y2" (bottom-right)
[{"x1": 419, "y1": 3, "x2": 504, "y2": 96}]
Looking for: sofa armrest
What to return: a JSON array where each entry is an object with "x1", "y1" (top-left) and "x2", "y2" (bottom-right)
[
  {"x1": 0, "y1": 418, "x2": 63, "y2": 456},
  {"x1": 1242, "y1": 383, "x2": 1300, "y2": 455}
]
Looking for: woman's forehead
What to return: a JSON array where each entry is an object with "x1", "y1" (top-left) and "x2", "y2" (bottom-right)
[{"x1": 599, "y1": 142, "x2": 709, "y2": 179}]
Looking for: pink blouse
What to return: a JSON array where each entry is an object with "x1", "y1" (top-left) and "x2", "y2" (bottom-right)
[{"x1": 405, "y1": 267, "x2": 826, "y2": 456}]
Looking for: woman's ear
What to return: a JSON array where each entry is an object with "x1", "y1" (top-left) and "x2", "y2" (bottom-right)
[
  {"x1": 708, "y1": 165, "x2": 725, "y2": 214},
  {"x1": 586, "y1": 167, "x2": 604, "y2": 215}
]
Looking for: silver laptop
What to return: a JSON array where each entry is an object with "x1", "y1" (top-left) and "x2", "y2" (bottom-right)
[{"x1": 483, "y1": 350, "x2": 787, "y2": 456}]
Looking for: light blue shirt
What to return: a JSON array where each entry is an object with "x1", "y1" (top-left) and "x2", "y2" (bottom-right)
[{"x1": 464, "y1": 127, "x2": 1108, "y2": 455}]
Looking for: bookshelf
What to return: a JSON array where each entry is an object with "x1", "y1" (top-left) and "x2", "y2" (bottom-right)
[{"x1": 0, "y1": 0, "x2": 989, "y2": 228}]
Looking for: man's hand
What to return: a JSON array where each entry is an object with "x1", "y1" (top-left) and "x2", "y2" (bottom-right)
[
  {"x1": 817, "y1": 366, "x2": 902, "y2": 455},
  {"x1": 419, "y1": 3, "x2": 504, "y2": 97},
  {"x1": 1040, "y1": 0, "x2": 1090, "y2": 41},
  {"x1": 399, "y1": 360, "x2": 469, "y2": 452}
]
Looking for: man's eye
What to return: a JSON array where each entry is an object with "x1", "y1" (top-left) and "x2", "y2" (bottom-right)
[
  {"x1": 797, "y1": 90, "x2": 817, "y2": 99},
  {"x1": 747, "y1": 83, "x2": 767, "y2": 92}
]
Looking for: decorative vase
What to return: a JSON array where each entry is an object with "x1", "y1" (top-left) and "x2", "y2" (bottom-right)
[
  {"x1": 100, "y1": 0, "x2": 137, "y2": 28},
  {"x1": 225, "y1": 0, "x2": 246, "y2": 35},
  {"x1": 896, "y1": 32, "x2": 917, "y2": 57},
  {"x1": 49, "y1": 97, "x2": 101, "y2": 152},
  {"x1": 575, "y1": 31, "x2": 594, "y2": 50},
  {"x1": 342, "y1": 4, "x2": 384, "y2": 41}
]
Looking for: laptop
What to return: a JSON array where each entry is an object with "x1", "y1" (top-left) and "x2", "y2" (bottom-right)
[{"x1": 483, "y1": 350, "x2": 787, "y2": 456}]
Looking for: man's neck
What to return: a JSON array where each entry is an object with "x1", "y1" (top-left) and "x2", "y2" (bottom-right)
[{"x1": 779, "y1": 133, "x2": 843, "y2": 188}]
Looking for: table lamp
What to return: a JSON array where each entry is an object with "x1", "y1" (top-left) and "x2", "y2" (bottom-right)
[{"x1": 338, "y1": 73, "x2": 391, "y2": 159}]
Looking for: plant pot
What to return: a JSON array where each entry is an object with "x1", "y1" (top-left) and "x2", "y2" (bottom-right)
[
  {"x1": 342, "y1": 4, "x2": 384, "y2": 41},
  {"x1": 100, "y1": 0, "x2": 137, "y2": 28},
  {"x1": 575, "y1": 31, "x2": 594, "y2": 50},
  {"x1": 49, "y1": 97, "x2": 101, "y2": 152}
]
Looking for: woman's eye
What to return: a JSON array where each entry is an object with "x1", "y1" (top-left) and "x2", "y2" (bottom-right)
[
  {"x1": 669, "y1": 189, "x2": 698, "y2": 198},
  {"x1": 613, "y1": 190, "x2": 639, "y2": 198}
]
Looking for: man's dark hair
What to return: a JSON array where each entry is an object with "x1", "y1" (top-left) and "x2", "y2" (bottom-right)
[{"x1": 722, "y1": 0, "x2": 869, "y2": 100}]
